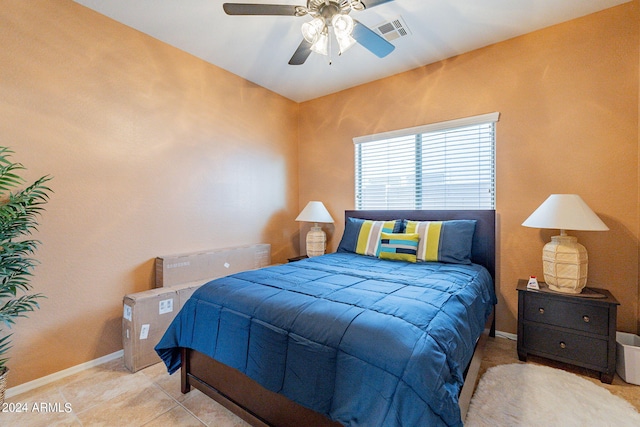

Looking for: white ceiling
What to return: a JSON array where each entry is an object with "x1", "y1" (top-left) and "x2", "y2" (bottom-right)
[{"x1": 73, "y1": 0, "x2": 629, "y2": 103}]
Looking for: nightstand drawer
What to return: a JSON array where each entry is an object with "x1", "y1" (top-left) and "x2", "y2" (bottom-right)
[
  {"x1": 523, "y1": 323, "x2": 609, "y2": 369},
  {"x1": 517, "y1": 280, "x2": 619, "y2": 383},
  {"x1": 522, "y1": 292, "x2": 609, "y2": 335}
]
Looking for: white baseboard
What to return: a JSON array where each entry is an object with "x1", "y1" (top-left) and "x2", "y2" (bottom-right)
[
  {"x1": 496, "y1": 330, "x2": 517, "y2": 341},
  {"x1": 5, "y1": 350, "x2": 124, "y2": 399}
]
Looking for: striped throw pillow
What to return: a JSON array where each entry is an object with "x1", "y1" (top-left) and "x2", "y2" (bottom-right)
[
  {"x1": 405, "y1": 220, "x2": 477, "y2": 264},
  {"x1": 379, "y1": 232, "x2": 420, "y2": 263}
]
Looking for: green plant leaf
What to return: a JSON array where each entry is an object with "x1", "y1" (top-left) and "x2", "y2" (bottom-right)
[
  {"x1": 0, "y1": 333, "x2": 13, "y2": 370},
  {"x1": 0, "y1": 146, "x2": 52, "y2": 368},
  {"x1": 0, "y1": 294, "x2": 44, "y2": 328}
]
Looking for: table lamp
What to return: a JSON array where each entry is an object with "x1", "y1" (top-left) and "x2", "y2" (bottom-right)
[
  {"x1": 295, "y1": 201, "x2": 334, "y2": 257},
  {"x1": 522, "y1": 194, "x2": 608, "y2": 294}
]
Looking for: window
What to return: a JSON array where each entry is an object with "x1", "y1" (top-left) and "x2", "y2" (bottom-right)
[{"x1": 354, "y1": 112, "x2": 499, "y2": 210}]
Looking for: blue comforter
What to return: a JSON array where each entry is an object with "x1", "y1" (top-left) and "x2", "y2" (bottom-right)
[{"x1": 156, "y1": 253, "x2": 495, "y2": 426}]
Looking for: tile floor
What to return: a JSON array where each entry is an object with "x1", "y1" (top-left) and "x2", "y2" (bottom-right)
[
  {"x1": 1, "y1": 358, "x2": 248, "y2": 427},
  {"x1": 3, "y1": 336, "x2": 640, "y2": 426}
]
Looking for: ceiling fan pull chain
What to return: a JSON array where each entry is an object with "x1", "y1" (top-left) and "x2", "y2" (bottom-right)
[{"x1": 328, "y1": 28, "x2": 333, "y2": 65}]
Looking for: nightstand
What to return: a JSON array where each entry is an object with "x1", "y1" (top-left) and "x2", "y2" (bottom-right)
[
  {"x1": 287, "y1": 255, "x2": 308, "y2": 262},
  {"x1": 517, "y1": 279, "x2": 619, "y2": 383}
]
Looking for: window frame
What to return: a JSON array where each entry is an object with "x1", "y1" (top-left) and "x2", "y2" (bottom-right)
[{"x1": 353, "y1": 112, "x2": 499, "y2": 211}]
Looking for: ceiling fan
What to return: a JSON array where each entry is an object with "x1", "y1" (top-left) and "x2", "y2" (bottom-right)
[{"x1": 223, "y1": 0, "x2": 396, "y2": 65}]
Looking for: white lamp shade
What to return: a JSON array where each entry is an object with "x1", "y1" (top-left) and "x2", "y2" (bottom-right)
[
  {"x1": 336, "y1": 33, "x2": 356, "y2": 54},
  {"x1": 332, "y1": 14, "x2": 354, "y2": 37},
  {"x1": 310, "y1": 32, "x2": 329, "y2": 56},
  {"x1": 522, "y1": 194, "x2": 608, "y2": 294},
  {"x1": 522, "y1": 194, "x2": 608, "y2": 232},
  {"x1": 301, "y1": 17, "x2": 325, "y2": 44},
  {"x1": 295, "y1": 201, "x2": 334, "y2": 224}
]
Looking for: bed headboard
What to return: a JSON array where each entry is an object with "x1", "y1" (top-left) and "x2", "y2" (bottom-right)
[{"x1": 344, "y1": 210, "x2": 496, "y2": 282}]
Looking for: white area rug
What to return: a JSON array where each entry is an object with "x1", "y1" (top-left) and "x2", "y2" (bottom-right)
[{"x1": 465, "y1": 363, "x2": 640, "y2": 427}]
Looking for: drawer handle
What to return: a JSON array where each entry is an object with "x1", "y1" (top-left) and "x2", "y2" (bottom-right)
[
  {"x1": 538, "y1": 308, "x2": 545, "y2": 314},
  {"x1": 583, "y1": 315, "x2": 590, "y2": 323},
  {"x1": 560, "y1": 342, "x2": 566, "y2": 349}
]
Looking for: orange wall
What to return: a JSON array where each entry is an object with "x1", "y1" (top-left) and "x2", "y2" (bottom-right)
[
  {"x1": 1, "y1": 0, "x2": 299, "y2": 387},
  {"x1": 299, "y1": 2, "x2": 640, "y2": 335},
  {"x1": 2, "y1": 0, "x2": 639, "y2": 389}
]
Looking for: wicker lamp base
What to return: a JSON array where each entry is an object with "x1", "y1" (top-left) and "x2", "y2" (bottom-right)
[
  {"x1": 306, "y1": 226, "x2": 326, "y2": 257},
  {"x1": 542, "y1": 235, "x2": 588, "y2": 294}
]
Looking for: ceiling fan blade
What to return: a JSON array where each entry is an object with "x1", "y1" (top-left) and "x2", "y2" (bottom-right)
[
  {"x1": 288, "y1": 39, "x2": 313, "y2": 65},
  {"x1": 223, "y1": 3, "x2": 300, "y2": 16},
  {"x1": 360, "y1": 0, "x2": 395, "y2": 9},
  {"x1": 352, "y1": 20, "x2": 395, "y2": 58}
]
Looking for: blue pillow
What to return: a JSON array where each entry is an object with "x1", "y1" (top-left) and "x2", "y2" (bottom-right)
[
  {"x1": 405, "y1": 220, "x2": 477, "y2": 264},
  {"x1": 337, "y1": 218, "x2": 405, "y2": 256}
]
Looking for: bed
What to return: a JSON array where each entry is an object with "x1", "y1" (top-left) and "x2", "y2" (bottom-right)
[{"x1": 156, "y1": 209, "x2": 496, "y2": 427}]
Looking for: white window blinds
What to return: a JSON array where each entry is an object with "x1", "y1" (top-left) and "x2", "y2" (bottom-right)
[{"x1": 354, "y1": 112, "x2": 499, "y2": 210}]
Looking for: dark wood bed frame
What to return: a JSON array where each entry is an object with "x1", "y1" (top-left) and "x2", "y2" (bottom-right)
[{"x1": 180, "y1": 210, "x2": 496, "y2": 427}]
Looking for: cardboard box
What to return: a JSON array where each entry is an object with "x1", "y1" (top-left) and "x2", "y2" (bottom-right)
[
  {"x1": 123, "y1": 287, "x2": 178, "y2": 372},
  {"x1": 124, "y1": 243, "x2": 271, "y2": 372},
  {"x1": 173, "y1": 280, "x2": 207, "y2": 309},
  {"x1": 616, "y1": 332, "x2": 640, "y2": 385},
  {"x1": 155, "y1": 244, "x2": 271, "y2": 287},
  {"x1": 122, "y1": 281, "x2": 207, "y2": 372}
]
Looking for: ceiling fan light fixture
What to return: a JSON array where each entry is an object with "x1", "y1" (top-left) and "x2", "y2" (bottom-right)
[
  {"x1": 223, "y1": 0, "x2": 397, "y2": 66},
  {"x1": 302, "y1": 17, "x2": 325, "y2": 43},
  {"x1": 336, "y1": 33, "x2": 356, "y2": 54},
  {"x1": 332, "y1": 14, "x2": 354, "y2": 37},
  {"x1": 310, "y1": 31, "x2": 329, "y2": 56}
]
